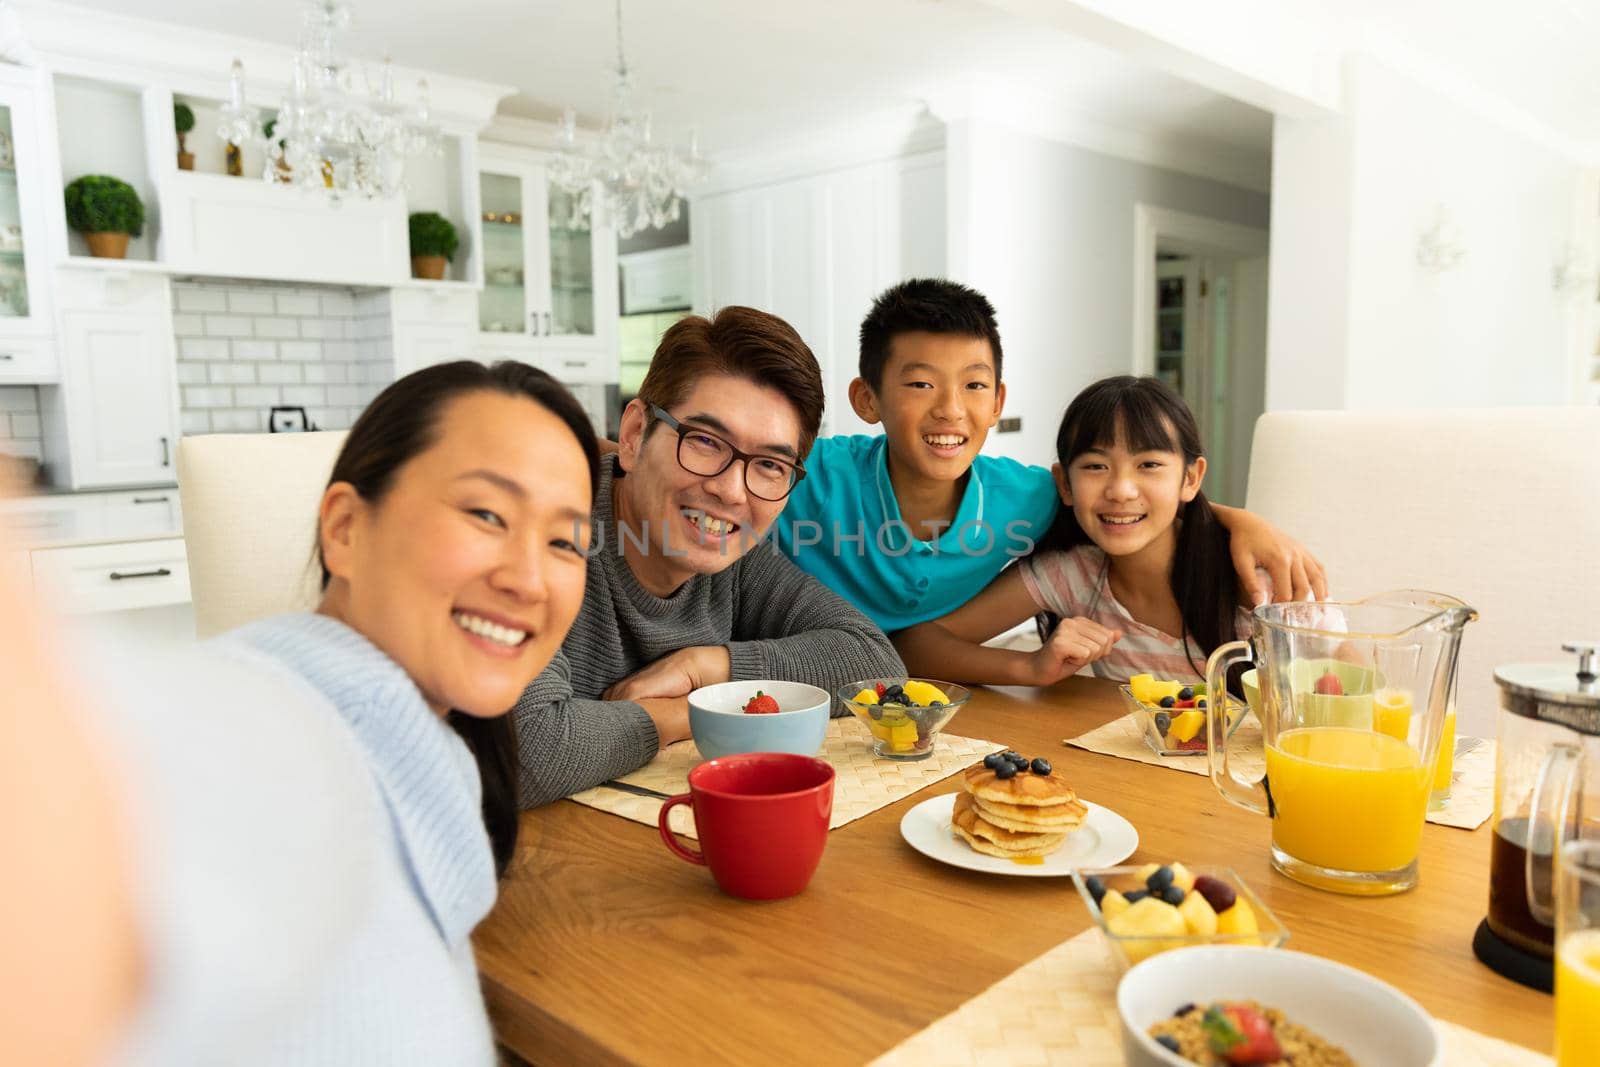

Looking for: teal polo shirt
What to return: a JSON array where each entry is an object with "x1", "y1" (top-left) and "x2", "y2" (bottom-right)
[{"x1": 774, "y1": 435, "x2": 1059, "y2": 632}]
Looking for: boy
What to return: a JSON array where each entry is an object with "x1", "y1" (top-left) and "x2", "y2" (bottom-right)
[{"x1": 774, "y1": 278, "x2": 1324, "y2": 634}]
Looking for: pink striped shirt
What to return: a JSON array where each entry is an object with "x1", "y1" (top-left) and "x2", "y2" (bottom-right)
[{"x1": 1018, "y1": 545, "x2": 1255, "y2": 684}]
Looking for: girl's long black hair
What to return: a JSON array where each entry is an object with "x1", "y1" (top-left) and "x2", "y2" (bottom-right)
[
  {"x1": 317, "y1": 360, "x2": 600, "y2": 877},
  {"x1": 1038, "y1": 375, "x2": 1239, "y2": 676}
]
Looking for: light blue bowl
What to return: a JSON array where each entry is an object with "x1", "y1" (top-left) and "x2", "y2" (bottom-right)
[{"x1": 688, "y1": 680, "x2": 831, "y2": 760}]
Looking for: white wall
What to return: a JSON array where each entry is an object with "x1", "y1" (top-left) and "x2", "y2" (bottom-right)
[
  {"x1": 945, "y1": 116, "x2": 1270, "y2": 463},
  {"x1": 1266, "y1": 55, "x2": 1587, "y2": 413}
]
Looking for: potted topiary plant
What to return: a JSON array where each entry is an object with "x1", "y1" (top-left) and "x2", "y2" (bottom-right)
[
  {"x1": 174, "y1": 102, "x2": 195, "y2": 171},
  {"x1": 263, "y1": 117, "x2": 290, "y2": 182},
  {"x1": 408, "y1": 212, "x2": 458, "y2": 280},
  {"x1": 63, "y1": 175, "x2": 144, "y2": 259}
]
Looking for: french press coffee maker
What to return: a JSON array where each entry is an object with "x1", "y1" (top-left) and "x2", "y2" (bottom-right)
[{"x1": 1474, "y1": 642, "x2": 1600, "y2": 991}]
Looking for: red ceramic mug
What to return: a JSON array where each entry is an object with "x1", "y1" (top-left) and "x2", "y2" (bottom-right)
[{"x1": 657, "y1": 752, "x2": 835, "y2": 900}]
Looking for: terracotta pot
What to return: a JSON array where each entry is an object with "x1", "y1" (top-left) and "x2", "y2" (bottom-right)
[
  {"x1": 411, "y1": 255, "x2": 447, "y2": 280},
  {"x1": 84, "y1": 232, "x2": 129, "y2": 259},
  {"x1": 177, "y1": 151, "x2": 194, "y2": 171}
]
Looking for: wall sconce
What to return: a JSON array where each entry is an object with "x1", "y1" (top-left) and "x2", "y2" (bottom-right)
[
  {"x1": 1416, "y1": 207, "x2": 1466, "y2": 274},
  {"x1": 1552, "y1": 242, "x2": 1597, "y2": 298}
]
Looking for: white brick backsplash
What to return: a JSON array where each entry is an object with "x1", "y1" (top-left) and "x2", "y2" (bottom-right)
[
  {"x1": 204, "y1": 314, "x2": 253, "y2": 338},
  {"x1": 279, "y1": 340, "x2": 322, "y2": 362},
  {"x1": 232, "y1": 339, "x2": 277, "y2": 360},
  {"x1": 233, "y1": 385, "x2": 279, "y2": 407},
  {"x1": 210, "y1": 408, "x2": 263, "y2": 432},
  {"x1": 175, "y1": 286, "x2": 227, "y2": 313},
  {"x1": 175, "y1": 280, "x2": 400, "y2": 438},
  {"x1": 208, "y1": 362, "x2": 256, "y2": 385},
  {"x1": 275, "y1": 291, "x2": 321, "y2": 316},
  {"x1": 253, "y1": 317, "x2": 297, "y2": 339},
  {"x1": 184, "y1": 386, "x2": 233, "y2": 408},
  {"x1": 321, "y1": 292, "x2": 356, "y2": 316},
  {"x1": 257, "y1": 363, "x2": 302, "y2": 385},
  {"x1": 227, "y1": 290, "x2": 276, "y2": 314},
  {"x1": 281, "y1": 386, "x2": 326, "y2": 406},
  {"x1": 180, "y1": 337, "x2": 229, "y2": 360}
]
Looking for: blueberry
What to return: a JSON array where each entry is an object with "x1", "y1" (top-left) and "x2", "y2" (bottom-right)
[
  {"x1": 1178, "y1": 686, "x2": 1195, "y2": 701},
  {"x1": 1007, "y1": 754, "x2": 1030, "y2": 769},
  {"x1": 1173, "y1": 1003, "x2": 1196, "y2": 1018},
  {"x1": 994, "y1": 760, "x2": 1018, "y2": 780},
  {"x1": 1084, "y1": 875, "x2": 1106, "y2": 903},
  {"x1": 1153, "y1": 711, "x2": 1171, "y2": 736},
  {"x1": 1146, "y1": 865, "x2": 1175, "y2": 893},
  {"x1": 1197, "y1": 697, "x2": 1208, "y2": 708},
  {"x1": 1159, "y1": 695, "x2": 1177, "y2": 709},
  {"x1": 929, "y1": 699, "x2": 945, "y2": 707},
  {"x1": 1155, "y1": 1035, "x2": 1181, "y2": 1053},
  {"x1": 1030, "y1": 757, "x2": 1052, "y2": 775},
  {"x1": 1002, "y1": 750, "x2": 1022, "y2": 762},
  {"x1": 1123, "y1": 889, "x2": 1149, "y2": 903},
  {"x1": 983, "y1": 752, "x2": 1006, "y2": 771},
  {"x1": 1161, "y1": 885, "x2": 1187, "y2": 906}
]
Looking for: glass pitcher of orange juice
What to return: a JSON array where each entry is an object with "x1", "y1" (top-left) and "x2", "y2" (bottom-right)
[{"x1": 1206, "y1": 590, "x2": 1476, "y2": 895}]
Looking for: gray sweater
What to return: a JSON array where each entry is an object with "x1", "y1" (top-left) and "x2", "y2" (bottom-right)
[{"x1": 512, "y1": 458, "x2": 904, "y2": 807}]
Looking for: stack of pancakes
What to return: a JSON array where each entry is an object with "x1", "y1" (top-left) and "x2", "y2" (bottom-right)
[{"x1": 950, "y1": 763, "x2": 1089, "y2": 859}]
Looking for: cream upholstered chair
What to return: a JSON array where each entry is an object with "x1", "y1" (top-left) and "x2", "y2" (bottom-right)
[
  {"x1": 1244, "y1": 407, "x2": 1600, "y2": 737},
  {"x1": 177, "y1": 431, "x2": 350, "y2": 638}
]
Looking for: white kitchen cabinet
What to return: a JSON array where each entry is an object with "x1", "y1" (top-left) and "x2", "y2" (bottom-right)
[
  {"x1": 391, "y1": 287, "x2": 479, "y2": 378},
  {"x1": 0, "y1": 65, "x2": 58, "y2": 380},
  {"x1": 54, "y1": 306, "x2": 180, "y2": 486},
  {"x1": 475, "y1": 143, "x2": 618, "y2": 373},
  {"x1": 30, "y1": 535, "x2": 189, "y2": 614}
]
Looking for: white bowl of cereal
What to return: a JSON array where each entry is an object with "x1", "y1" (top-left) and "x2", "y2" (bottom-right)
[{"x1": 1117, "y1": 946, "x2": 1440, "y2": 1067}]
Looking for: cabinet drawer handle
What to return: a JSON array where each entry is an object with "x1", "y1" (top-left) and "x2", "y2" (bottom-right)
[
  {"x1": 542, "y1": 312, "x2": 551, "y2": 335},
  {"x1": 109, "y1": 567, "x2": 172, "y2": 581},
  {"x1": 0, "y1": 353, "x2": 13, "y2": 361},
  {"x1": 132, "y1": 495, "x2": 169, "y2": 505},
  {"x1": 160, "y1": 436, "x2": 170, "y2": 467},
  {"x1": 562, "y1": 360, "x2": 586, "y2": 369}
]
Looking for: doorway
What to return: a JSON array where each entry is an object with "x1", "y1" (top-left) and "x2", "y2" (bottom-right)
[{"x1": 1132, "y1": 205, "x2": 1268, "y2": 507}]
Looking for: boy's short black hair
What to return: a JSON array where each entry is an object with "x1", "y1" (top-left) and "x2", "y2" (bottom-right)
[{"x1": 858, "y1": 278, "x2": 1003, "y2": 392}]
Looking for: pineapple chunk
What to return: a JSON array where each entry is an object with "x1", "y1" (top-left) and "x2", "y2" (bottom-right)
[
  {"x1": 851, "y1": 688, "x2": 879, "y2": 705},
  {"x1": 902, "y1": 680, "x2": 949, "y2": 705},
  {"x1": 1107, "y1": 897, "x2": 1188, "y2": 964},
  {"x1": 1169, "y1": 862, "x2": 1196, "y2": 893},
  {"x1": 1100, "y1": 889, "x2": 1131, "y2": 921},
  {"x1": 1178, "y1": 890, "x2": 1217, "y2": 936},
  {"x1": 888, "y1": 720, "x2": 919, "y2": 751},
  {"x1": 1216, "y1": 896, "x2": 1260, "y2": 945},
  {"x1": 1129, "y1": 673, "x2": 1158, "y2": 704},
  {"x1": 1168, "y1": 710, "x2": 1205, "y2": 743}
]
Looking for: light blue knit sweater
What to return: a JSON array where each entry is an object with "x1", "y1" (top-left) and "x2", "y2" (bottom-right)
[{"x1": 215, "y1": 613, "x2": 499, "y2": 1066}]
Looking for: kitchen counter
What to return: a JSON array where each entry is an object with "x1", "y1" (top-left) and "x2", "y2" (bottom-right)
[{"x1": 2, "y1": 488, "x2": 184, "y2": 550}]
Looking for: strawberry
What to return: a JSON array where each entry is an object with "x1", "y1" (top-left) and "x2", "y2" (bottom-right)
[
  {"x1": 1313, "y1": 670, "x2": 1344, "y2": 696},
  {"x1": 875, "y1": 682, "x2": 887, "y2": 697},
  {"x1": 1203, "y1": 1003, "x2": 1282, "y2": 1065},
  {"x1": 743, "y1": 690, "x2": 780, "y2": 715}
]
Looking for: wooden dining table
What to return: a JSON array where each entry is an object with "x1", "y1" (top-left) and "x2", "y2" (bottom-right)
[{"x1": 474, "y1": 677, "x2": 1554, "y2": 1065}]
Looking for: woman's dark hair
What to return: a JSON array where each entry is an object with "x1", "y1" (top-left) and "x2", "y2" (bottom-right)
[
  {"x1": 317, "y1": 360, "x2": 600, "y2": 877},
  {"x1": 1039, "y1": 375, "x2": 1238, "y2": 676}
]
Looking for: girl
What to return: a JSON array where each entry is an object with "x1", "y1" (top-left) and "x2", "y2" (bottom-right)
[{"x1": 896, "y1": 375, "x2": 1261, "y2": 686}]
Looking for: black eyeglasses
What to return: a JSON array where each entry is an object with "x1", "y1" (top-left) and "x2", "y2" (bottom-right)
[{"x1": 649, "y1": 404, "x2": 805, "y2": 502}]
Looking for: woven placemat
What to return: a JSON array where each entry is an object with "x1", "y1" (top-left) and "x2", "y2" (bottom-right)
[
  {"x1": 568, "y1": 717, "x2": 1005, "y2": 839},
  {"x1": 869, "y1": 929, "x2": 1550, "y2": 1066},
  {"x1": 1064, "y1": 713, "x2": 1494, "y2": 830}
]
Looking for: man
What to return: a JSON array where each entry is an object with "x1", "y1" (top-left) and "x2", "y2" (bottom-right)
[{"x1": 512, "y1": 306, "x2": 904, "y2": 807}]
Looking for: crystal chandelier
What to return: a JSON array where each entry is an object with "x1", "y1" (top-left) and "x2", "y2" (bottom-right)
[
  {"x1": 216, "y1": 0, "x2": 441, "y2": 201},
  {"x1": 548, "y1": 0, "x2": 708, "y2": 239}
]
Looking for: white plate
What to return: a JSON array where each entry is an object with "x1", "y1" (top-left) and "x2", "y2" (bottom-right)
[{"x1": 899, "y1": 792, "x2": 1139, "y2": 877}]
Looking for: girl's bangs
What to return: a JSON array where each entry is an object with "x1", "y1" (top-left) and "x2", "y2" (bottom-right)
[{"x1": 1065, "y1": 383, "x2": 1181, "y2": 460}]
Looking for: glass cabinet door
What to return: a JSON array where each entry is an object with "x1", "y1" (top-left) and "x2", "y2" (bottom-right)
[
  {"x1": 479, "y1": 171, "x2": 528, "y2": 336},
  {"x1": 0, "y1": 105, "x2": 32, "y2": 320},
  {"x1": 544, "y1": 184, "x2": 595, "y2": 338}
]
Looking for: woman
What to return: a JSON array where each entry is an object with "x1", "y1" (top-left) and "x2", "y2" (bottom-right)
[{"x1": 1, "y1": 360, "x2": 599, "y2": 1067}]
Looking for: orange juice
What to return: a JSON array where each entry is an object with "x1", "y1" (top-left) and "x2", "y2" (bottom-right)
[
  {"x1": 1263, "y1": 728, "x2": 1429, "y2": 873},
  {"x1": 1430, "y1": 710, "x2": 1457, "y2": 796},
  {"x1": 1556, "y1": 929, "x2": 1600, "y2": 1067},
  {"x1": 1372, "y1": 688, "x2": 1412, "y2": 740}
]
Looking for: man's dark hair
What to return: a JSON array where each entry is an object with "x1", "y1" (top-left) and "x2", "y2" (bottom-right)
[{"x1": 857, "y1": 278, "x2": 1003, "y2": 392}]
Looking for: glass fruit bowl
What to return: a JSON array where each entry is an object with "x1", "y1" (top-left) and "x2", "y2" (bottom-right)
[
  {"x1": 1073, "y1": 863, "x2": 1289, "y2": 972},
  {"x1": 1118, "y1": 677, "x2": 1250, "y2": 757},
  {"x1": 836, "y1": 677, "x2": 970, "y2": 761}
]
